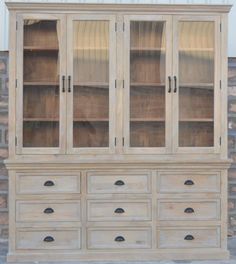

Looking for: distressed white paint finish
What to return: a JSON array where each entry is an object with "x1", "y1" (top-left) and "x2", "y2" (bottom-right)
[{"x1": 0, "y1": 0, "x2": 235, "y2": 55}]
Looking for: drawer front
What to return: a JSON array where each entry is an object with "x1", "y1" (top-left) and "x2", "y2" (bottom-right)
[
  {"x1": 158, "y1": 227, "x2": 220, "y2": 248},
  {"x1": 87, "y1": 171, "x2": 151, "y2": 194},
  {"x1": 16, "y1": 201, "x2": 81, "y2": 222},
  {"x1": 87, "y1": 228, "x2": 151, "y2": 249},
  {"x1": 16, "y1": 173, "x2": 80, "y2": 194},
  {"x1": 16, "y1": 229, "x2": 81, "y2": 250},
  {"x1": 158, "y1": 172, "x2": 220, "y2": 193},
  {"x1": 158, "y1": 200, "x2": 220, "y2": 221},
  {"x1": 87, "y1": 200, "x2": 151, "y2": 221}
]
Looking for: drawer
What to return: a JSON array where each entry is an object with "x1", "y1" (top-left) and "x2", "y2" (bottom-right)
[
  {"x1": 16, "y1": 173, "x2": 80, "y2": 194},
  {"x1": 158, "y1": 172, "x2": 220, "y2": 193},
  {"x1": 87, "y1": 171, "x2": 151, "y2": 194},
  {"x1": 16, "y1": 200, "x2": 81, "y2": 222},
  {"x1": 87, "y1": 228, "x2": 151, "y2": 249},
  {"x1": 158, "y1": 227, "x2": 220, "y2": 248},
  {"x1": 16, "y1": 229, "x2": 81, "y2": 250},
  {"x1": 87, "y1": 200, "x2": 151, "y2": 221},
  {"x1": 157, "y1": 200, "x2": 220, "y2": 221}
]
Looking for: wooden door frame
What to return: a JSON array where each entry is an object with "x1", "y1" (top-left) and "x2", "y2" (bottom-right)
[
  {"x1": 172, "y1": 15, "x2": 221, "y2": 154},
  {"x1": 15, "y1": 13, "x2": 67, "y2": 154},
  {"x1": 123, "y1": 14, "x2": 173, "y2": 155},
  {"x1": 66, "y1": 14, "x2": 117, "y2": 155}
]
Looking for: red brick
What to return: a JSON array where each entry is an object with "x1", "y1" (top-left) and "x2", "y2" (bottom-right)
[
  {"x1": 229, "y1": 169, "x2": 236, "y2": 179},
  {"x1": 0, "y1": 180, "x2": 7, "y2": 191},
  {"x1": 0, "y1": 194, "x2": 7, "y2": 208},
  {"x1": 0, "y1": 212, "x2": 8, "y2": 225}
]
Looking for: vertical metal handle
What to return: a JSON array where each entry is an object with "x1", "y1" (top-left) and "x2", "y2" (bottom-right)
[
  {"x1": 168, "y1": 76, "x2": 171, "y2": 93},
  {"x1": 68, "y1": 75, "x2": 71, "y2": 93},
  {"x1": 62, "y1": 75, "x2": 65, "y2": 93},
  {"x1": 174, "y1": 76, "x2": 177, "y2": 93}
]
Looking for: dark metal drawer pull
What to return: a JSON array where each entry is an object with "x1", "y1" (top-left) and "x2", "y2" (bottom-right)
[
  {"x1": 174, "y1": 75, "x2": 177, "y2": 93},
  {"x1": 184, "y1": 180, "x2": 194, "y2": 186},
  {"x1": 114, "y1": 208, "x2": 125, "y2": 214},
  {"x1": 62, "y1": 75, "x2": 65, "y2": 93},
  {"x1": 114, "y1": 180, "x2": 125, "y2": 186},
  {"x1": 184, "y1": 207, "x2": 194, "y2": 214},
  {"x1": 168, "y1": 76, "x2": 171, "y2": 93},
  {"x1": 44, "y1": 208, "x2": 54, "y2": 214},
  {"x1": 115, "y1": 236, "x2": 125, "y2": 242},
  {"x1": 44, "y1": 180, "x2": 55, "y2": 187},
  {"x1": 68, "y1": 75, "x2": 71, "y2": 93},
  {"x1": 43, "y1": 236, "x2": 54, "y2": 242},
  {"x1": 184, "y1": 235, "x2": 194, "y2": 241}
]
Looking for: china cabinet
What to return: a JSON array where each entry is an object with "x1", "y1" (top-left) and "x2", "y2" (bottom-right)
[{"x1": 5, "y1": 2, "x2": 231, "y2": 262}]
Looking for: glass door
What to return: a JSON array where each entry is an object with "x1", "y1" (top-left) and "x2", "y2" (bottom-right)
[
  {"x1": 67, "y1": 15, "x2": 116, "y2": 154},
  {"x1": 173, "y1": 16, "x2": 220, "y2": 153},
  {"x1": 16, "y1": 14, "x2": 66, "y2": 154},
  {"x1": 123, "y1": 15, "x2": 172, "y2": 154}
]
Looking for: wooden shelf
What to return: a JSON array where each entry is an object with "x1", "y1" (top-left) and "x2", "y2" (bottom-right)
[
  {"x1": 130, "y1": 118, "x2": 165, "y2": 122},
  {"x1": 74, "y1": 82, "x2": 109, "y2": 89},
  {"x1": 179, "y1": 48, "x2": 214, "y2": 52},
  {"x1": 74, "y1": 47, "x2": 108, "y2": 51},
  {"x1": 179, "y1": 118, "x2": 214, "y2": 122},
  {"x1": 24, "y1": 46, "x2": 59, "y2": 51},
  {"x1": 24, "y1": 118, "x2": 59, "y2": 122},
  {"x1": 131, "y1": 47, "x2": 165, "y2": 52},
  {"x1": 24, "y1": 81, "x2": 59, "y2": 86},
  {"x1": 73, "y1": 118, "x2": 109, "y2": 122},
  {"x1": 180, "y1": 83, "x2": 214, "y2": 89},
  {"x1": 131, "y1": 82, "x2": 165, "y2": 87}
]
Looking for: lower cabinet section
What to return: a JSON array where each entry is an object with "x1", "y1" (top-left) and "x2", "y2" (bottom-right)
[
  {"x1": 158, "y1": 227, "x2": 220, "y2": 249},
  {"x1": 87, "y1": 228, "x2": 152, "y2": 249},
  {"x1": 16, "y1": 229, "x2": 81, "y2": 250},
  {"x1": 8, "y1": 167, "x2": 228, "y2": 261}
]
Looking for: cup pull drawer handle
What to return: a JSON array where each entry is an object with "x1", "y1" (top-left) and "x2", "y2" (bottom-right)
[
  {"x1": 184, "y1": 207, "x2": 194, "y2": 214},
  {"x1": 115, "y1": 236, "x2": 125, "y2": 242},
  {"x1": 184, "y1": 235, "x2": 194, "y2": 241},
  {"x1": 44, "y1": 180, "x2": 55, "y2": 187},
  {"x1": 184, "y1": 180, "x2": 194, "y2": 186},
  {"x1": 44, "y1": 208, "x2": 54, "y2": 214},
  {"x1": 43, "y1": 236, "x2": 54, "y2": 242},
  {"x1": 114, "y1": 180, "x2": 125, "y2": 186},
  {"x1": 114, "y1": 208, "x2": 125, "y2": 214}
]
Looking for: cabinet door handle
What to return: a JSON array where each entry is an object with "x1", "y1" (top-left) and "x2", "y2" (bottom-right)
[
  {"x1": 114, "y1": 208, "x2": 125, "y2": 214},
  {"x1": 44, "y1": 208, "x2": 54, "y2": 214},
  {"x1": 68, "y1": 75, "x2": 71, "y2": 93},
  {"x1": 115, "y1": 236, "x2": 125, "y2": 242},
  {"x1": 62, "y1": 75, "x2": 65, "y2": 93},
  {"x1": 43, "y1": 236, "x2": 54, "y2": 242},
  {"x1": 168, "y1": 76, "x2": 171, "y2": 93},
  {"x1": 184, "y1": 180, "x2": 194, "y2": 186},
  {"x1": 184, "y1": 207, "x2": 194, "y2": 214},
  {"x1": 184, "y1": 235, "x2": 194, "y2": 241},
  {"x1": 174, "y1": 76, "x2": 177, "y2": 93},
  {"x1": 44, "y1": 180, "x2": 55, "y2": 187},
  {"x1": 114, "y1": 180, "x2": 125, "y2": 186}
]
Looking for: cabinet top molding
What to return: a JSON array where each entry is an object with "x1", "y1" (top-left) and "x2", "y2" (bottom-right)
[{"x1": 5, "y1": 2, "x2": 232, "y2": 13}]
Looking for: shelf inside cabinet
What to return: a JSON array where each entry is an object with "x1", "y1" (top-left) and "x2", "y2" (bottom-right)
[
  {"x1": 131, "y1": 47, "x2": 165, "y2": 52},
  {"x1": 24, "y1": 46, "x2": 59, "y2": 52},
  {"x1": 130, "y1": 118, "x2": 165, "y2": 122},
  {"x1": 179, "y1": 118, "x2": 214, "y2": 122},
  {"x1": 74, "y1": 47, "x2": 108, "y2": 51},
  {"x1": 24, "y1": 118, "x2": 59, "y2": 122},
  {"x1": 74, "y1": 82, "x2": 109, "y2": 89},
  {"x1": 179, "y1": 48, "x2": 214, "y2": 52},
  {"x1": 131, "y1": 82, "x2": 165, "y2": 87},
  {"x1": 24, "y1": 82, "x2": 59, "y2": 86},
  {"x1": 179, "y1": 83, "x2": 214, "y2": 90},
  {"x1": 73, "y1": 118, "x2": 109, "y2": 122}
]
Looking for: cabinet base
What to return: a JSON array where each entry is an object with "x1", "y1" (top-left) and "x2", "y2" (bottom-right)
[{"x1": 7, "y1": 249, "x2": 230, "y2": 262}]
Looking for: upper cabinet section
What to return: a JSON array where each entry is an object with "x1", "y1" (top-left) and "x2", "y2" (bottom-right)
[
  {"x1": 13, "y1": 6, "x2": 228, "y2": 157},
  {"x1": 172, "y1": 16, "x2": 221, "y2": 154},
  {"x1": 66, "y1": 14, "x2": 116, "y2": 154},
  {"x1": 123, "y1": 15, "x2": 172, "y2": 154}
]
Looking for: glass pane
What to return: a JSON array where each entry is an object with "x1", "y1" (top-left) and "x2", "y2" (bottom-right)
[
  {"x1": 178, "y1": 21, "x2": 214, "y2": 147},
  {"x1": 23, "y1": 20, "x2": 60, "y2": 147},
  {"x1": 73, "y1": 21, "x2": 109, "y2": 148},
  {"x1": 130, "y1": 21, "x2": 166, "y2": 147}
]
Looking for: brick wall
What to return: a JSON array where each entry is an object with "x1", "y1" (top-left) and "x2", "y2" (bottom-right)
[
  {"x1": 0, "y1": 53, "x2": 236, "y2": 245},
  {"x1": 0, "y1": 51, "x2": 8, "y2": 259}
]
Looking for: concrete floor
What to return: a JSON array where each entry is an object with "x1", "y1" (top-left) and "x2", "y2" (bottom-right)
[{"x1": 1, "y1": 237, "x2": 236, "y2": 264}]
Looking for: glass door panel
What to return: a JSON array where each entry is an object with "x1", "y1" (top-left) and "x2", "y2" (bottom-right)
[
  {"x1": 126, "y1": 17, "x2": 171, "y2": 152},
  {"x1": 178, "y1": 21, "x2": 215, "y2": 148},
  {"x1": 73, "y1": 20, "x2": 109, "y2": 148},
  {"x1": 22, "y1": 19, "x2": 60, "y2": 148}
]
